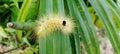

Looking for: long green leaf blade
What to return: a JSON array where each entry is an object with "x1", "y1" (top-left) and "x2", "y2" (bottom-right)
[{"x1": 89, "y1": 0, "x2": 120, "y2": 53}]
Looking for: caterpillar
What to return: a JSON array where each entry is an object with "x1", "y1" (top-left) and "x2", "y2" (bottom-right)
[
  {"x1": 6, "y1": 13, "x2": 75, "y2": 44},
  {"x1": 35, "y1": 13, "x2": 74, "y2": 37}
]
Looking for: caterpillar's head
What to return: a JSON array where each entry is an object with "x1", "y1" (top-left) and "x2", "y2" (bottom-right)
[{"x1": 36, "y1": 14, "x2": 74, "y2": 37}]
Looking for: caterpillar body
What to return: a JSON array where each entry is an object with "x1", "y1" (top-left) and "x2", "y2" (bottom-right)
[{"x1": 36, "y1": 14, "x2": 74, "y2": 37}]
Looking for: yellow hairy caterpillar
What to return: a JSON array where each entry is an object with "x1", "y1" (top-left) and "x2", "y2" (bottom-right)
[
  {"x1": 35, "y1": 14, "x2": 74, "y2": 37},
  {"x1": 6, "y1": 13, "x2": 74, "y2": 44}
]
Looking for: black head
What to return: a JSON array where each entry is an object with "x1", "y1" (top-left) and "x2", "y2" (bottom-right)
[{"x1": 62, "y1": 20, "x2": 66, "y2": 26}]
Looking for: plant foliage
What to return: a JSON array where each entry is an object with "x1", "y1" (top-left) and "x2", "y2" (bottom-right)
[{"x1": 0, "y1": 0, "x2": 120, "y2": 54}]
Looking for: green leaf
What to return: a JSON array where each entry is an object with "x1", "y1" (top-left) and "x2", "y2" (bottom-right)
[
  {"x1": 5, "y1": 28, "x2": 16, "y2": 33},
  {"x1": 12, "y1": 0, "x2": 19, "y2": 9},
  {"x1": 89, "y1": 0, "x2": 120, "y2": 53},
  {"x1": 39, "y1": 31, "x2": 72, "y2": 54},
  {"x1": 0, "y1": 26, "x2": 7, "y2": 38},
  {"x1": 67, "y1": 0, "x2": 100, "y2": 54},
  {"x1": 16, "y1": 0, "x2": 32, "y2": 40}
]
